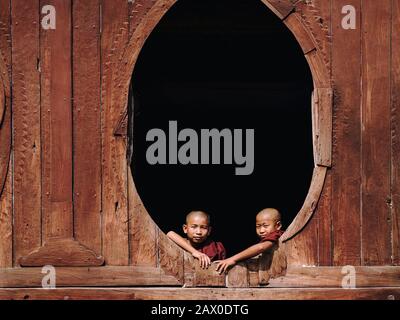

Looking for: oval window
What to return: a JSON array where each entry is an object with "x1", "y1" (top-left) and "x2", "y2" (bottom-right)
[{"x1": 129, "y1": 0, "x2": 314, "y2": 254}]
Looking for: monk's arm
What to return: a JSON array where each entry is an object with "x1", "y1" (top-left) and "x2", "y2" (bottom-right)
[
  {"x1": 229, "y1": 241, "x2": 274, "y2": 263},
  {"x1": 166, "y1": 231, "x2": 211, "y2": 268},
  {"x1": 215, "y1": 241, "x2": 274, "y2": 273},
  {"x1": 166, "y1": 231, "x2": 197, "y2": 254}
]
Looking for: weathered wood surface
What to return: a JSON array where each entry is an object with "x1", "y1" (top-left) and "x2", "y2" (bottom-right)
[
  {"x1": 312, "y1": 88, "x2": 333, "y2": 167},
  {"x1": 226, "y1": 263, "x2": 249, "y2": 288},
  {"x1": 281, "y1": 166, "x2": 327, "y2": 243},
  {"x1": 316, "y1": 171, "x2": 333, "y2": 266},
  {"x1": 193, "y1": 262, "x2": 225, "y2": 287},
  {"x1": 72, "y1": 0, "x2": 102, "y2": 256},
  {"x1": 158, "y1": 230, "x2": 184, "y2": 283},
  {"x1": 40, "y1": 0, "x2": 73, "y2": 241},
  {"x1": 392, "y1": 0, "x2": 400, "y2": 266},
  {"x1": 1, "y1": 0, "x2": 400, "y2": 289},
  {"x1": 128, "y1": 166, "x2": 158, "y2": 266},
  {"x1": 101, "y1": 0, "x2": 129, "y2": 266},
  {"x1": 0, "y1": 79, "x2": 4, "y2": 126},
  {"x1": 268, "y1": 266, "x2": 400, "y2": 288},
  {"x1": 1, "y1": 265, "x2": 399, "y2": 289},
  {"x1": 0, "y1": 0, "x2": 11, "y2": 268},
  {"x1": 1, "y1": 287, "x2": 399, "y2": 300},
  {"x1": 0, "y1": 266, "x2": 180, "y2": 287},
  {"x1": 331, "y1": 0, "x2": 362, "y2": 266},
  {"x1": 361, "y1": 0, "x2": 392, "y2": 265},
  {"x1": 260, "y1": 0, "x2": 295, "y2": 20},
  {"x1": 283, "y1": 12, "x2": 316, "y2": 54},
  {"x1": 12, "y1": 0, "x2": 42, "y2": 264},
  {"x1": 19, "y1": 238, "x2": 104, "y2": 267}
]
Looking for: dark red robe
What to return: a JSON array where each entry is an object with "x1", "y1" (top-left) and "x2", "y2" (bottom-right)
[{"x1": 196, "y1": 239, "x2": 226, "y2": 261}]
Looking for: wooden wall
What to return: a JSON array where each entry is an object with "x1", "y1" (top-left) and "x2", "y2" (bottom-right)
[{"x1": 0, "y1": 0, "x2": 399, "y2": 276}]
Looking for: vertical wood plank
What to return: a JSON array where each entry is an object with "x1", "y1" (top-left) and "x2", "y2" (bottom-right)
[
  {"x1": 285, "y1": 218, "x2": 319, "y2": 266},
  {"x1": 317, "y1": 172, "x2": 333, "y2": 265},
  {"x1": 392, "y1": 0, "x2": 400, "y2": 266},
  {"x1": 314, "y1": 0, "x2": 334, "y2": 266},
  {"x1": 40, "y1": 0, "x2": 73, "y2": 241},
  {"x1": 101, "y1": 0, "x2": 129, "y2": 265},
  {"x1": 331, "y1": 0, "x2": 362, "y2": 266},
  {"x1": 128, "y1": 167, "x2": 157, "y2": 266},
  {"x1": 0, "y1": 0, "x2": 12, "y2": 268},
  {"x1": 72, "y1": 0, "x2": 101, "y2": 254},
  {"x1": 361, "y1": 0, "x2": 392, "y2": 265},
  {"x1": 11, "y1": 0, "x2": 42, "y2": 262}
]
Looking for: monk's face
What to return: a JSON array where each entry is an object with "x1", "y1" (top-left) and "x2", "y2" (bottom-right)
[
  {"x1": 255, "y1": 212, "x2": 281, "y2": 239},
  {"x1": 183, "y1": 214, "x2": 211, "y2": 245}
]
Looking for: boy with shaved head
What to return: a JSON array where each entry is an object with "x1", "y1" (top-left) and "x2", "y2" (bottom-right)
[
  {"x1": 215, "y1": 208, "x2": 284, "y2": 274},
  {"x1": 167, "y1": 211, "x2": 226, "y2": 269}
]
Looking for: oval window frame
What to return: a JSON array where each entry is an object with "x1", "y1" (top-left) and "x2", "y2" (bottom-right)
[{"x1": 111, "y1": 0, "x2": 332, "y2": 259}]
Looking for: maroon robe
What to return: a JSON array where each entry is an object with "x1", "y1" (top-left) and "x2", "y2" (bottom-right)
[{"x1": 196, "y1": 239, "x2": 226, "y2": 261}]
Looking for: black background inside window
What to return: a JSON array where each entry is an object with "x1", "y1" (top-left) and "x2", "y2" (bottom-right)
[{"x1": 130, "y1": 0, "x2": 314, "y2": 255}]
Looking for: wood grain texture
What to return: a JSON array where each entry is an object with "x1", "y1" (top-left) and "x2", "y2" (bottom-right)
[
  {"x1": 72, "y1": 0, "x2": 102, "y2": 255},
  {"x1": 310, "y1": 0, "x2": 333, "y2": 267},
  {"x1": 316, "y1": 171, "x2": 333, "y2": 265},
  {"x1": 183, "y1": 251, "x2": 195, "y2": 287},
  {"x1": 0, "y1": 78, "x2": 4, "y2": 126},
  {"x1": 0, "y1": 78, "x2": 10, "y2": 199},
  {"x1": 282, "y1": 167, "x2": 327, "y2": 266},
  {"x1": 392, "y1": 0, "x2": 400, "y2": 266},
  {"x1": 0, "y1": 34, "x2": 11, "y2": 267},
  {"x1": 128, "y1": 0, "x2": 160, "y2": 38},
  {"x1": 268, "y1": 266, "x2": 400, "y2": 288},
  {"x1": 19, "y1": 238, "x2": 104, "y2": 267},
  {"x1": 260, "y1": 0, "x2": 295, "y2": 20},
  {"x1": 312, "y1": 88, "x2": 333, "y2": 167},
  {"x1": 40, "y1": 0, "x2": 73, "y2": 241},
  {"x1": 193, "y1": 262, "x2": 225, "y2": 287},
  {"x1": 11, "y1": 0, "x2": 42, "y2": 263},
  {"x1": 0, "y1": 3, "x2": 11, "y2": 268},
  {"x1": 226, "y1": 263, "x2": 248, "y2": 288},
  {"x1": 331, "y1": 0, "x2": 362, "y2": 266},
  {"x1": 1, "y1": 287, "x2": 400, "y2": 300},
  {"x1": 101, "y1": 0, "x2": 129, "y2": 265},
  {"x1": 158, "y1": 229, "x2": 184, "y2": 283},
  {"x1": 1, "y1": 265, "x2": 398, "y2": 289},
  {"x1": 281, "y1": 166, "x2": 327, "y2": 242},
  {"x1": 128, "y1": 166, "x2": 157, "y2": 266},
  {"x1": 1, "y1": 287, "x2": 399, "y2": 300},
  {"x1": 283, "y1": 12, "x2": 316, "y2": 54},
  {"x1": 0, "y1": 156, "x2": 11, "y2": 268},
  {"x1": 0, "y1": 266, "x2": 180, "y2": 287},
  {"x1": 361, "y1": 0, "x2": 392, "y2": 265}
]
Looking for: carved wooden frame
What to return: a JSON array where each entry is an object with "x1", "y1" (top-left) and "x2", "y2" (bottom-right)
[
  {"x1": 0, "y1": 51, "x2": 11, "y2": 198},
  {"x1": 107, "y1": 0, "x2": 333, "y2": 285}
]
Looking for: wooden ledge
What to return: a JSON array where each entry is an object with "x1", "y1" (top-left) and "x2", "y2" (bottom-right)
[{"x1": 0, "y1": 287, "x2": 399, "y2": 300}]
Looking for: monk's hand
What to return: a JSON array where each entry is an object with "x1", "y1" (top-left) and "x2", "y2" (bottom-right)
[
  {"x1": 192, "y1": 251, "x2": 211, "y2": 269},
  {"x1": 215, "y1": 258, "x2": 236, "y2": 274}
]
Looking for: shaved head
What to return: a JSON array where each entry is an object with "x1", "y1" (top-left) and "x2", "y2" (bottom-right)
[
  {"x1": 256, "y1": 208, "x2": 281, "y2": 222},
  {"x1": 185, "y1": 211, "x2": 210, "y2": 225}
]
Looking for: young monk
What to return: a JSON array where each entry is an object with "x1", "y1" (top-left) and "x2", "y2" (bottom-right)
[
  {"x1": 167, "y1": 211, "x2": 226, "y2": 269},
  {"x1": 215, "y1": 208, "x2": 284, "y2": 274}
]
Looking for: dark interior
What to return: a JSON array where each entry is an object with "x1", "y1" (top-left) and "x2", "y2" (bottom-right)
[{"x1": 129, "y1": 0, "x2": 314, "y2": 255}]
